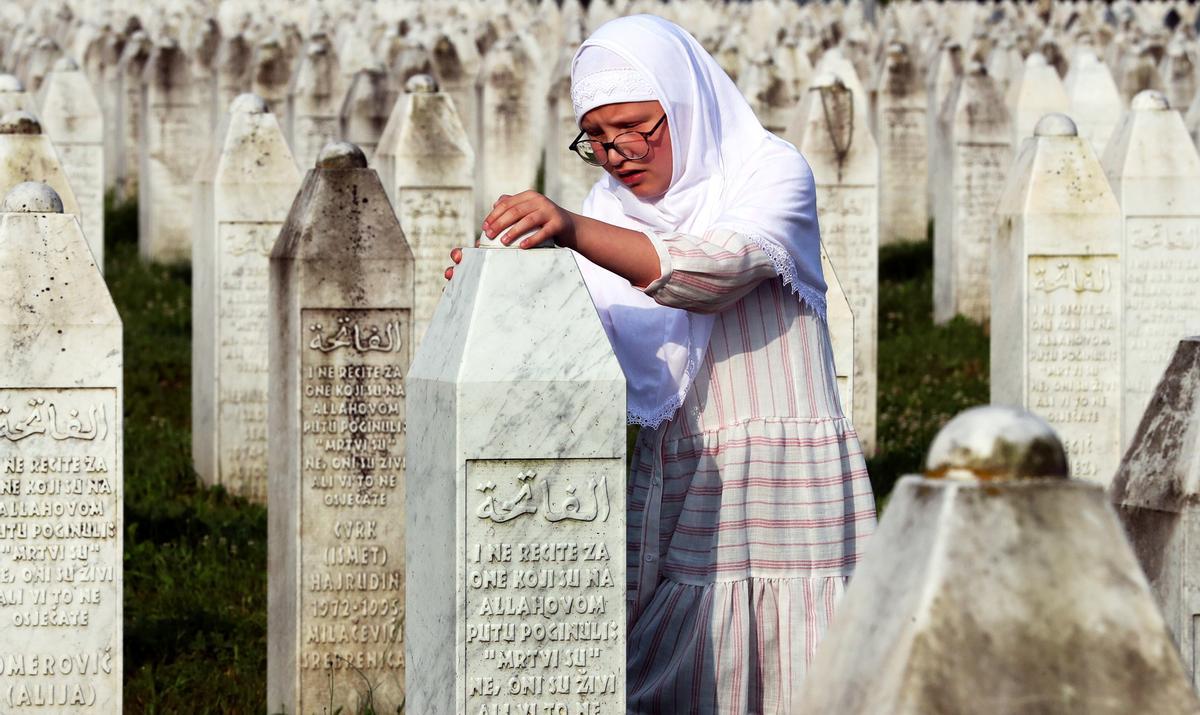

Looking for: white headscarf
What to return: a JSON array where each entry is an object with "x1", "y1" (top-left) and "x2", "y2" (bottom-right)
[{"x1": 570, "y1": 15, "x2": 826, "y2": 428}]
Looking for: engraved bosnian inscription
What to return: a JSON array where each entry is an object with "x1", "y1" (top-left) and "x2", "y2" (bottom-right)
[
  {"x1": 0, "y1": 388, "x2": 119, "y2": 711},
  {"x1": 300, "y1": 308, "x2": 409, "y2": 713},
  {"x1": 217, "y1": 222, "x2": 280, "y2": 501},
  {"x1": 465, "y1": 459, "x2": 625, "y2": 715},
  {"x1": 1122, "y1": 217, "x2": 1200, "y2": 440},
  {"x1": 879, "y1": 107, "x2": 927, "y2": 240},
  {"x1": 1026, "y1": 255, "x2": 1121, "y2": 482},
  {"x1": 57, "y1": 144, "x2": 103, "y2": 250},
  {"x1": 397, "y1": 188, "x2": 472, "y2": 343},
  {"x1": 954, "y1": 142, "x2": 1009, "y2": 321}
]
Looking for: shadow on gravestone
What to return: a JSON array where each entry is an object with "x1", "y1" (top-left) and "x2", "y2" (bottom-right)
[
  {"x1": 1113, "y1": 336, "x2": 1200, "y2": 692},
  {"x1": 267, "y1": 142, "x2": 413, "y2": 715},
  {"x1": 406, "y1": 229, "x2": 626, "y2": 715},
  {"x1": 0, "y1": 182, "x2": 123, "y2": 712},
  {"x1": 796, "y1": 404, "x2": 1200, "y2": 714}
]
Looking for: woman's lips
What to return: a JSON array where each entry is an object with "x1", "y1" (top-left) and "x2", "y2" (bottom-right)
[{"x1": 618, "y1": 170, "x2": 645, "y2": 186}]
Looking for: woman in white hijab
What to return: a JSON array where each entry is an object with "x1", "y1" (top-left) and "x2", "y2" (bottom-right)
[{"x1": 462, "y1": 14, "x2": 877, "y2": 713}]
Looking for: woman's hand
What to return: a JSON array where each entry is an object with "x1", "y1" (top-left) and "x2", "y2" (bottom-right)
[
  {"x1": 482, "y1": 191, "x2": 577, "y2": 249},
  {"x1": 444, "y1": 247, "x2": 463, "y2": 281}
]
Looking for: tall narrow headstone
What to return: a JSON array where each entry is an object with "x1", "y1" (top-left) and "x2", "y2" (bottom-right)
[
  {"x1": 429, "y1": 29, "x2": 481, "y2": 150},
  {"x1": 407, "y1": 234, "x2": 627, "y2": 715},
  {"x1": 934, "y1": 62, "x2": 1012, "y2": 325},
  {"x1": 0, "y1": 111, "x2": 89, "y2": 260},
  {"x1": 252, "y1": 38, "x2": 292, "y2": 141},
  {"x1": 1064, "y1": 48, "x2": 1125, "y2": 153},
  {"x1": 38, "y1": 58, "x2": 104, "y2": 269},
  {"x1": 267, "y1": 143, "x2": 413, "y2": 715},
  {"x1": 339, "y1": 64, "x2": 394, "y2": 161},
  {"x1": 874, "y1": 42, "x2": 928, "y2": 244},
  {"x1": 822, "y1": 246, "x2": 856, "y2": 421},
  {"x1": 790, "y1": 74, "x2": 879, "y2": 454},
  {"x1": 478, "y1": 35, "x2": 539, "y2": 221},
  {"x1": 375, "y1": 75, "x2": 475, "y2": 345},
  {"x1": 1163, "y1": 43, "x2": 1197, "y2": 111},
  {"x1": 798, "y1": 405, "x2": 1200, "y2": 713},
  {"x1": 925, "y1": 42, "x2": 962, "y2": 215},
  {"x1": 0, "y1": 182, "x2": 123, "y2": 713},
  {"x1": 193, "y1": 94, "x2": 301, "y2": 503},
  {"x1": 1102, "y1": 90, "x2": 1200, "y2": 446},
  {"x1": 1006, "y1": 53, "x2": 1070, "y2": 145},
  {"x1": 114, "y1": 31, "x2": 150, "y2": 202},
  {"x1": 139, "y1": 40, "x2": 202, "y2": 263},
  {"x1": 287, "y1": 34, "x2": 346, "y2": 171},
  {"x1": 1117, "y1": 43, "x2": 1165, "y2": 104},
  {"x1": 215, "y1": 34, "x2": 254, "y2": 116},
  {"x1": 544, "y1": 47, "x2": 602, "y2": 213},
  {"x1": 991, "y1": 114, "x2": 1122, "y2": 484},
  {"x1": 1112, "y1": 337, "x2": 1200, "y2": 689}
]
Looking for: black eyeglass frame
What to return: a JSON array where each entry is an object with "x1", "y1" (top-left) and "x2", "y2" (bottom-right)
[{"x1": 568, "y1": 114, "x2": 668, "y2": 166}]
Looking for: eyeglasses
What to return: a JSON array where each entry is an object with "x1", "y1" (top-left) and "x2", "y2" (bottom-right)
[{"x1": 569, "y1": 115, "x2": 667, "y2": 166}]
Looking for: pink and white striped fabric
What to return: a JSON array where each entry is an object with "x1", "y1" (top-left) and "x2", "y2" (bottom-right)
[{"x1": 626, "y1": 228, "x2": 877, "y2": 713}]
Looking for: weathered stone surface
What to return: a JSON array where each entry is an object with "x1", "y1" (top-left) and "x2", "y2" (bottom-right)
[
  {"x1": 992, "y1": 114, "x2": 1123, "y2": 485},
  {"x1": 544, "y1": 46, "x2": 602, "y2": 214},
  {"x1": 339, "y1": 65, "x2": 395, "y2": 161},
  {"x1": 114, "y1": 30, "x2": 150, "y2": 201},
  {"x1": 375, "y1": 75, "x2": 475, "y2": 346},
  {"x1": 193, "y1": 94, "x2": 300, "y2": 504},
  {"x1": 934, "y1": 62, "x2": 1011, "y2": 325},
  {"x1": 0, "y1": 73, "x2": 37, "y2": 115},
  {"x1": 0, "y1": 182, "x2": 123, "y2": 714},
  {"x1": 407, "y1": 237, "x2": 626, "y2": 715},
  {"x1": 0, "y1": 111, "x2": 88, "y2": 260},
  {"x1": 797, "y1": 405, "x2": 1200, "y2": 714},
  {"x1": 267, "y1": 142, "x2": 413, "y2": 715},
  {"x1": 789, "y1": 73, "x2": 878, "y2": 454},
  {"x1": 478, "y1": 34, "x2": 540, "y2": 222},
  {"x1": 287, "y1": 34, "x2": 347, "y2": 171},
  {"x1": 139, "y1": 40, "x2": 202, "y2": 263},
  {"x1": 252, "y1": 37, "x2": 291, "y2": 140},
  {"x1": 1006, "y1": 52, "x2": 1070, "y2": 145},
  {"x1": 874, "y1": 42, "x2": 928, "y2": 244},
  {"x1": 822, "y1": 246, "x2": 855, "y2": 421},
  {"x1": 38, "y1": 58, "x2": 105, "y2": 269},
  {"x1": 1064, "y1": 48, "x2": 1125, "y2": 154},
  {"x1": 1103, "y1": 89, "x2": 1200, "y2": 448}
]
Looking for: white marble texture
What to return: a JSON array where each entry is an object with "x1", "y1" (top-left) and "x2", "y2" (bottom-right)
[
  {"x1": 0, "y1": 183, "x2": 123, "y2": 714},
  {"x1": 0, "y1": 111, "x2": 88, "y2": 259},
  {"x1": 267, "y1": 143, "x2": 413, "y2": 715},
  {"x1": 789, "y1": 73, "x2": 878, "y2": 455},
  {"x1": 991, "y1": 114, "x2": 1123, "y2": 485},
  {"x1": 339, "y1": 65, "x2": 395, "y2": 161},
  {"x1": 1102, "y1": 90, "x2": 1200, "y2": 449},
  {"x1": 406, "y1": 243, "x2": 626, "y2": 715},
  {"x1": 287, "y1": 35, "x2": 347, "y2": 172},
  {"x1": 1064, "y1": 48, "x2": 1125, "y2": 155},
  {"x1": 874, "y1": 42, "x2": 928, "y2": 245},
  {"x1": 1006, "y1": 53, "x2": 1070, "y2": 146},
  {"x1": 543, "y1": 46, "x2": 602, "y2": 215},
  {"x1": 114, "y1": 31, "x2": 150, "y2": 202},
  {"x1": 193, "y1": 94, "x2": 301, "y2": 504},
  {"x1": 376, "y1": 75, "x2": 475, "y2": 347},
  {"x1": 478, "y1": 34, "x2": 540, "y2": 223},
  {"x1": 38, "y1": 58, "x2": 105, "y2": 271},
  {"x1": 822, "y1": 246, "x2": 855, "y2": 422},
  {"x1": 0, "y1": 74, "x2": 37, "y2": 115}
]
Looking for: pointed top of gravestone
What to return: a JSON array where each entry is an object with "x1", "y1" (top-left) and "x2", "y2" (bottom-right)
[
  {"x1": 52, "y1": 57, "x2": 78, "y2": 72},
  {"x1": 0, "y1": 75, "x2": 23, "y2": 92},
  {"x1": 0, "y1": 111, "x2": 40, "y2": 134},
  {"x1": 1132, "y1": 89, "x2": 1170, "y2": 111},
  {"x1": 316, "y1": 141, "x2": 367, "y2": 169},
  {"x1": 809, "y1": 72, "x2": 844, "y2": 89},
  {"x1": 925, "y1": 405, "x2": 1070, "y2": 481},
  {"x1": 231, "y1": 93, "x2": 267, "y2": 114},
  {"x1": 1026, "y1": 52, "x2": 1049, "y2": 68},
  {"x1": 405, "y1": 73, "x2": 438, "y2": 93},
  {"x1": 1, "y1": 181, "x2": 63, "y2": 213},
  {"x1": 1034, "y1": 113, "x2": 1078, "y2": 137}
]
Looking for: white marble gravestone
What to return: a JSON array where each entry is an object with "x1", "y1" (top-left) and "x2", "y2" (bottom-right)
[
  {"x1": 1064, "y1": 48, "x2": 1124, "y2": 154},
  {"x1": 790, "y1": 74, "x2": 878, "y2": 454},
  {"x1": 1102, "y1": 90, "x2": 1200, "y2": 448},
  {"x1": 1112, "y1": 337, "x2": 1200, "y2": 690},
  {"x1": 1006, "y1": 53, "x2": 1070, "y2": 146},
  {"x1": 251, "y1": 38, "x2": 292, "y2": 143},
  {"x1": 339, "y1": 65, "x2": 394, "y2": 161},
  {"x1": 193, "y1": 94, "x2": 301, "y2": 504},
  {"x1": 478, "y1": 35, "x2": 540, "y2": 222},
  {"x1": 1163, "y1": 43, "x2": 1197, "y2": 111},
  {"x1": 874, "y1": 42, "x2": 928, "y2": 244},
  {"x1": 0, "y1": 182, "x2": 123, "y2": 713},
  {"x1": 215, "y1": 34, "x2": 253, "y2": 118},
  {"x1": 544, "y1": 47, "x2": 602, "y2": 214},
  {"x1": 267, "y1": 143, "x2": 413, "y2": 715},
  {"x1": 0, "y1": 74, "x2": 37, "y2": 115},
  {"x1": 797, "y1": 405, "x2": 1200, "y2": 713},
  {"x1": 38, "y1": 58, "x2": 104, "y2": 270},
  {"x1": 925, "y1": 42, "x2": 962, "y2": 215},
  {"x1": 429, "y1": 29, "x2": 481, "y2": 151},
  {"x1": 375, "y1": 75, "x2": 475, "y2": 346},
  {"x1": 114, "y1": 31, "x2": 150, "y2": 202},
  {"x1": 934, "y1": 62, "x2": 1012, "y2": 325},
  {"x1": 822, "y1": 246, "x2": 856, "y2": 421},
  {"x1": 287, "y1": 35, "x2": 346, "y2": 172},
  {"x1": 0, "y1": 111, "x2": 89, "y2": 260},
  {"x1": 139, "y1": 40, "x2": 202, "y2": 263},
  {"x1": 406, "y1": 237, "x2": 627, "y2": 715},
  {"x1": 991, "y1": 114, "x2": 1123, "y2": 485}
]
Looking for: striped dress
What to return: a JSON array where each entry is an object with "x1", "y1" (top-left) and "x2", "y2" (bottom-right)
[{"x1": 627, "y1": 228, "x2": 877, "y2": 713}]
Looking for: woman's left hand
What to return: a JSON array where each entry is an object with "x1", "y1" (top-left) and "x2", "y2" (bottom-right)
[{"x1": 482, "y1": 191, "x2": 577, "y2": 249}]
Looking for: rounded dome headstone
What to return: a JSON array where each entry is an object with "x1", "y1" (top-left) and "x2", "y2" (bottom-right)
[
  {"x1": 1132, "y1": 89, "x2": 1170, "y2": 111},
  {"x1": 924, "y1": 405, "x2": 1070, "y2": 481},
  {"x1": 316, "y1": 141, "x2": 367, "y2": 169},
  {"x1": 231, "y1": 93, "x2": 268, "y2": 114},
  {"x1": 1, "y1": 181, "x2": 64, "y2": 213},
  {"x1": 1034, "y1": 112, "x2": 1078, "y2": 137},
  {"x1": 405, "y1": 73, "x2": 438, "y2": 93}
]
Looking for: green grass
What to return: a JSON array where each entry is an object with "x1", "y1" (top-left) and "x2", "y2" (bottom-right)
[
  {"x1": 109, "y1": 194, "x2": 986, "y2": 709},
  {"x1": 108, "y1": 194, "x2": 267, "y2": 714}
]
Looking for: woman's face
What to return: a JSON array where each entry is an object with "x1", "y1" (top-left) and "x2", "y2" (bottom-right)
[{"x1": 579, "y1": 100, "x2": 672, "y2": 200}]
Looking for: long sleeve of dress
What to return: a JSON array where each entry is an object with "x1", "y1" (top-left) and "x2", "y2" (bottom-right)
[{"x1": 640, "y1": 227, "x2": 779, "y2": 314}]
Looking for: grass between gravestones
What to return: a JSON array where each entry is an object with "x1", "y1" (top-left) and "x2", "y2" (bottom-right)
[{"x1": 109, "y1": 193, "x2": 985, "y2": 709}]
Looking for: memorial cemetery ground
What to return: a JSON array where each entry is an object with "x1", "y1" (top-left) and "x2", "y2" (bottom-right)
[{"x1": 109, "y1": 188, "x2": 980, "y2": 711}]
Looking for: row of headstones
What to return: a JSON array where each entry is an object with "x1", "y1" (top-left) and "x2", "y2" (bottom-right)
[{"x1": 10, "y1": 161, "x2": 1200, "y2": 711}]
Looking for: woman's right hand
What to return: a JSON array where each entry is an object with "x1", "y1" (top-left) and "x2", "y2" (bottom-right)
[{"x1": 444, "y1": 247, "x2": 463, "y2": 281}]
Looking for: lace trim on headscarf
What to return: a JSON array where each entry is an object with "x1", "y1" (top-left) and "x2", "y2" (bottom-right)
[
  {"x1": 626, "y1": 312, "x2": 703, "y2": 429},
  {"x1": 571, "y1": 67, "x2": 658, "y2": 121}
]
